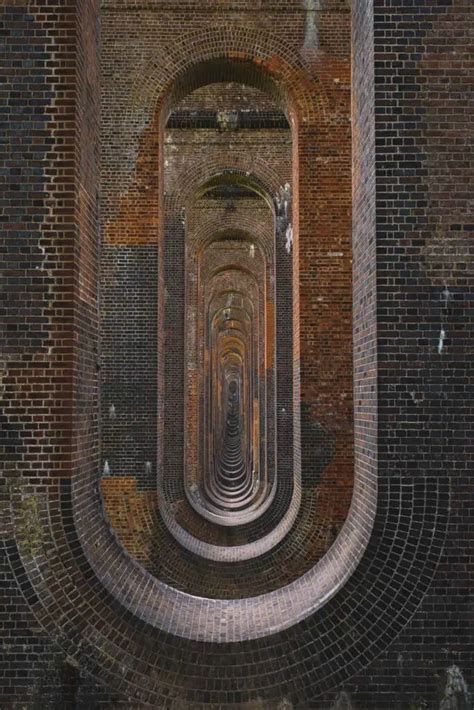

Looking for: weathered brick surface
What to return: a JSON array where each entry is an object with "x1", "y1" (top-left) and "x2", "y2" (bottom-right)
[
  {"x1": 1, "y1": 1, "x2": 472, "y2": 708},
  {"x1": 99, "y1": 0, "x2": 354, "y2": 583}
]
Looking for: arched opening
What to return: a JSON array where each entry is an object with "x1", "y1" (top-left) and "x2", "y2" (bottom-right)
[
  {"x1": 157, "y1": 76, "x2": 302, "y2": 555},
  {"x1": 93, "y1": 46, "x2": 365, "y2": 630}
]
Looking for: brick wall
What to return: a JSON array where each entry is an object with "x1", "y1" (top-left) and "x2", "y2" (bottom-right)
[
  {"x1": 98, "y1": 0, "x2": 354, "y2": 587},
  {"x1": 1, "y1": 1, "x2": 472, "y2": 708},
  {"x1": 1, "y1": 0, "x2": 101, "y2": 706}
]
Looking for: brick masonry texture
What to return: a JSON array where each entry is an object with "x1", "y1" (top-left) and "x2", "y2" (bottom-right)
[
  {"x1": 98, "y1": 0, "x2": 355, "y2": 593},
  {"x1": 1, "y1": 1, "x2": 473, "y2": 709}
]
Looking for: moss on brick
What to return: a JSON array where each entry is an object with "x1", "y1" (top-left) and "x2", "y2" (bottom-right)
[{"x1": 17, "y1": 495, "x2": 43, "y2": 556}]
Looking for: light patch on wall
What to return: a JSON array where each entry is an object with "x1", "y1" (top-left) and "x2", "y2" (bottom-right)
[{"x1": 302, "y1": 0, "x2": 320, "y2": 52}]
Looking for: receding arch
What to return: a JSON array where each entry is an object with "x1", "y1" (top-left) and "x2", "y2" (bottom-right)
[
  {"x1": 161, "y1": 159, "x2": 299, "y2": 546},
  {"x1": 94, "y1": 45, "x2": 368, "y2": 611}
]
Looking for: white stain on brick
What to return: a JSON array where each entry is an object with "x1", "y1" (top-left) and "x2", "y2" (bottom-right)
[
  {"x1": 440, "y1": 665, "x2": 471, "y2": 710},
  {"x1": 442, "y1": 283, "x2": 452, "y2": 306},
  {"x1": 275, "y1": 182, "x2": 291, "y2": 217},
  {"x1": 438, "y1": 326, "x2": 446, "y2": 354},
  {"x1": 303, "y1": 0, "x2": 320, "y2": 52},
  {"x1": 285, "y1": 223, "x2": 293, "y2": 254}
]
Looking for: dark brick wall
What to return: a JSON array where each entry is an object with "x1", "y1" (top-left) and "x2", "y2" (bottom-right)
[
  {"x1": 100, "y1": 245, "x2": 157, "y2": 483},
  {"x1": 316, "y1": 0, "x2": 473, "y2": 706},
  {"x1": 1, "y1": 0, "x2": 101, "y2": 707},
  {"x1": 323, "y1": 1, "x2": 473, "y2": 706}
]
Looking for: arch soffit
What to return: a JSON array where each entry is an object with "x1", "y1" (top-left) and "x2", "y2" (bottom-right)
[
  {"x1": 165, "y1": 155, "x2": 287, "y2": 217},
  {"x1": 130, "y1": 26, "x2": 330, "y2": 124},
  {"x1": 194, "y1": 228, "x2": 271, "y2": 257}
]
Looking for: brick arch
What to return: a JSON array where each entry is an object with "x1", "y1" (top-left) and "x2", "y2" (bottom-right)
[
  {"x1": 131, "y1": 25, "x2": 330, "y2": 124},
  {"x1": 4, "y1": 1, "x2": 453, "y2": 706},
  {"x1": 169, "y1": 163, "x2": 285, "y2": 278},
  {"x1": 159, "y1": 161, "x2": 302, "y2": 558},
  {"x1": 159, "y1": 160, "x2": 298, "y2": 526},
  {"x1": 159, "y1": 188, "x2": 301, "y2": 559},
  {"x1": 71, "y1": 16, "x2": 365, "y2": 646},
  {"x1": 188, "y1": 219, "x2": 274, "y2": 261},
  {"x1": 165, "y1": 153, "x2": 290, "y2": 219}
]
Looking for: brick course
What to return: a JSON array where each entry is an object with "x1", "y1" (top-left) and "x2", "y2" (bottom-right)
[{"x1": 1, "y1": 1, "x2": 472, "y2": 708}]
